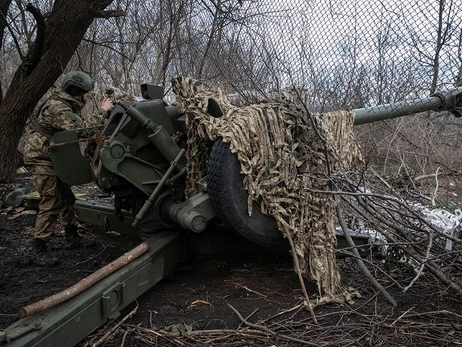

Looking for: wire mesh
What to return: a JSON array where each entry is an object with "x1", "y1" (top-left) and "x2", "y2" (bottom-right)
[
  {"x1": 76, "y1": 0, "x2": 462, "y2": 111},
  {"x1": 3, "y1": 0, "x2": 462, "y2": 111}
]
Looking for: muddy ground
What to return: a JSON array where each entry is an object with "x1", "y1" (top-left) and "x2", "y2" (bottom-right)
[{"x1": 1, "y1": 175, "x2": 462, "y2": 346}]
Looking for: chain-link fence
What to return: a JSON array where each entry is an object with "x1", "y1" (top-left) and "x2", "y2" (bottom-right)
[
  {"x1": 3, "y1": 1, "x2": 462, "y2": 107},
  {"x1": 73, "y1": 0, "x2": 462, "y2": 110}
]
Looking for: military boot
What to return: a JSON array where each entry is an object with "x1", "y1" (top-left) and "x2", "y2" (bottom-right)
[
  {"x1": 64, "y1": 225, "x2": 96, "y2": 249},
  {"x1": 33, "y1": 238, "x2": 59, "y2": 266}
]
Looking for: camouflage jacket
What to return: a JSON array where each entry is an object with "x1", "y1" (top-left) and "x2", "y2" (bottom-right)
[{"x1": 24, "y1": 87, "x2": 108, "y2": 166}]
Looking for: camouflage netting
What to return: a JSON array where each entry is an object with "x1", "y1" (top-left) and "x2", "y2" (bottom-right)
[{"x1": 172, "y1": 77, "x2": 364, "y2": 303}]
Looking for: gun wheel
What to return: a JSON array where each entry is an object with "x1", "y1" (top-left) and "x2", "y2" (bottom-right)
[{"x1": 207, "y1": 137, "x2": 285, "y2": 246}]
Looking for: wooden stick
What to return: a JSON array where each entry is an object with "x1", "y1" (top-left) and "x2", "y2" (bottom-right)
[
  {"x1": 431, "y1": 167, "x2": 440, "y2": 207},
  {"x1": 403, "y1": 233, "x2": 433, "y2": 293},
  {"x1": 285, "y1": 232, "x2": 318, "y2": 324},
  {"x1": 336, "y1": 205, "x2": 397, "y2": 306},
  {"x1": 18, "y1": 242, "x2": 149, "y2": 318},
  {"x1": 228, "y1": 304, "x2": 320, "y2": 346},
  {"x1": 92, "y1": 304, "x2": 138, "y2": 347}
]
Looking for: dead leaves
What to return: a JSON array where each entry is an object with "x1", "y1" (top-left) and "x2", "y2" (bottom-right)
[
  {"x1": 187, "y1": 299, "x2": 213, "y2": 310},
  {"x1": 1, "y1": 206, "x2": 37, "y2": 219}
]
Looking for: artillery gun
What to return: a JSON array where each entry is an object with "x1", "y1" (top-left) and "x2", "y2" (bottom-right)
[
  {"x1": 4, "y1": 84, "x2": 462, "y2": 346},
  {"x1": 49, "y1": 84, "x2": 462, "y2": 247}
]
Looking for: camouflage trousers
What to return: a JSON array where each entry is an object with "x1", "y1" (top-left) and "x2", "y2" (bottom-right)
[{"x1": 30, "y1": 165, "x2": 77, "y2": 240}]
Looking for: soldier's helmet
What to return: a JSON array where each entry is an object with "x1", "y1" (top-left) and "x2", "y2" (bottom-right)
[{"x1": 61, "y1": 71, "x2": 95, "y2": 94}]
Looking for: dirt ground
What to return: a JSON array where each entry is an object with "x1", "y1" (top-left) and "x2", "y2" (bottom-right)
[{"x1": 1, "y1": 175, "x2": 462, "y2": 347}]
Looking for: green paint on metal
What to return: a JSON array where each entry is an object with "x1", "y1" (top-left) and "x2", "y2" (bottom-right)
[
  {"x1": 135, "y1": 100, "x2": 175, "y2": 134},
  {"x1": 134, "y1": 149, "x2": 186, "y2": 225},
  {"x1": 353, "y1": 96, "x2": 442, "y2": 125},
  {"x1": 49, "y1": 130, "x2": 93, "y2": 185},
  {"x1": 75, "y1": 200, "x2": 140, "y2": 238},
  {"x1": 4, "y1": 233, "x2": 185, "y2": 347},
  {"x1": 140, "y1": 84, "x2": 165, "y2": 100},
  {"x1": 354, "y1": 86, "x2": 462, "y2": 125}
]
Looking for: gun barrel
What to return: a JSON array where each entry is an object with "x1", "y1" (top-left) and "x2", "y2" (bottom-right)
[
  {"x1": 353, "y1": 86, "x2": 462, "y2": 125},
  {"x1": 117, "y1": 100, "x2": 158, "y2": 129}
]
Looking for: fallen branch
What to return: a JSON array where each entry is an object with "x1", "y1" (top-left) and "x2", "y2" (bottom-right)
[
  {"x1": 403, "y1": 233, "x2": 433, "y2": 293},
  {"x1": 18, "y1": 242, "x2": 149, "y2": 318},
  {"x1": 285, "y1": 232, "x2": 318, "y2": 324},
  {"x1": 227, "y1": 304, "x2": 320, "y2": 346},
  {"x1": 414, "y1": 170, "x2": 451, "y2": 181},
  {"x1": 354, "y1": 197, "x2": 462, "y2": 297},
  {"x1": 75, "y1": 244, "x2": 109, "y2": 265},
  {"x1": 92, "y1": 304, "x2": 138, "y2": 347},
  {"x1": 336, "y1": 205, "x2": 397, "y2": 306},
  {"x1": 431, "y1": 167, "x2": 440, "y2": 207}
]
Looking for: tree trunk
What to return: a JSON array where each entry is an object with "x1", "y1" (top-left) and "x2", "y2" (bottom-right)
[
  {"x1": 0, "y1": 0, "x2": 115, "y2": 183},
  {"x1": 0, "y1": 0, "x2": 12, "y2": 48},
  {"x1": 0, "y1": 0, "x2": 13, "y2": 104}
]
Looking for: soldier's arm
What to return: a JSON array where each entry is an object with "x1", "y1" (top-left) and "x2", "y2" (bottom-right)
[
  {"x1": 40, "y1": 103, "x2": 85, "y2": 131},
  {"x1": 82, "y1": 106, "x2": 108, "y2": 128}
]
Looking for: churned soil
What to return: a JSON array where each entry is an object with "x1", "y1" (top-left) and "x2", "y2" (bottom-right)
[
  {"x1": 1, "y1": 175, "x2": 462, "y2": 347},
  {"x1": 0, "y1": 204, "x2": 139, "y2": 329}
]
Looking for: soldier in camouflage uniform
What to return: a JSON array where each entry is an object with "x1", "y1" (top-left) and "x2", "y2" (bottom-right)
[{"x1": 24, "y1": 71, "x2": 113, "y2": 260}]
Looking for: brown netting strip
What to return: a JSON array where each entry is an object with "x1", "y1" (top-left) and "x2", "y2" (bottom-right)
[{"x1": 172, "y1": 77, "x2": 364, "y2": 303}]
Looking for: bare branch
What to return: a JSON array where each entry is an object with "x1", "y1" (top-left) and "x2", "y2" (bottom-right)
[
  {"x1": 24, "y1": 3, "x2": 46, "y2": 74},
  {"x1": 336, "y1": 205, "x2": 397, "y2": 306},
  {"x1": 92, "y1": 9, "x2": 127, "y2": 19}
]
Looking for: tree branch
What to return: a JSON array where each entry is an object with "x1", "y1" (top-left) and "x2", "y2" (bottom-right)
[
  {"x1": 336, "y1": 205, "x2": 397, "y2": 306},
  {"x1": 228, "y1": 304, "x2": 320, "y2": 346},
  {"x1": 18, "y1": 242, "x2": 149, "y2": 318},
  {"x1": 92, "y1": 9, "x2": 127, "y2": 18},
  {"x1": 285, "y1": 232, "x2": 318, "y2": 324},
  {"x1": 25, "y1": 3, "x2": 46, "y2": 75}
]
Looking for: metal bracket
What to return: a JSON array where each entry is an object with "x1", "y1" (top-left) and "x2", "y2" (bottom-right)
[
  {"x1": 4, "y1": 322, "x2": 42, "y2": 343},
  {"x1": 101, "y1": 282, "x2": 125, "y2": 319},
  {"x1": 432, "y1": 88, "x2": 462, "y2": 117}
]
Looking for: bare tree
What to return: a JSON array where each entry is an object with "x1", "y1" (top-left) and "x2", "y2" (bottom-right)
[
  {"x1": 405, "y1": 0, "x2": 461, "y2": 94},
  {"x1": 0, "y1": 0, "x2": 13, "y2": 104}
]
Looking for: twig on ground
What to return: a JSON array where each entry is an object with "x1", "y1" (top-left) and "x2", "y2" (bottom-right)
[
  {"x1": 285, "y1": 231, "x2": 318, "y2": 324},
  {"x1": 237, "y1": 308, "x2": 259, "y2": 329},
  {"x1": 75, "y1": 244, "x2": 109, "y2": 265},
  {"x1": 226, "y1": 282, "x2": 267, "y2": 298},
  {"x1": 403, "y1": 233, "x2": 433, "y2": 293},
  {"x1": 336, "y1": 205, "x2": 397, "y2": 306},
  {"x1": 92, "y1": 303, "x2": 138, "y2": 347},
  {"x1": 431, "y1": 167, "x2": 440, "y2": 207},
  {"x1": 391, "y1": 306, "x2": 414, "y2": 325},
  {"x1": 120, "y1": 329, "x2": 129, "y2": 347},
  {"x1": 227, "y1": 304, "x2": 321, "y2": 346},
  {"x1": 260, "y1": 303, "x2": 303, "y2": 324}
]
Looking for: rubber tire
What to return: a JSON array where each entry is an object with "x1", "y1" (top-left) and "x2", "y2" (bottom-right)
[{"x1": 207, "y1": 138, "x2": 285, "y2": 246}]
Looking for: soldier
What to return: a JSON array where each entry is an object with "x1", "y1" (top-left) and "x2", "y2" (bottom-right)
[{"x1": 24, "y1": 71, "x2": 113, "y2": 263}]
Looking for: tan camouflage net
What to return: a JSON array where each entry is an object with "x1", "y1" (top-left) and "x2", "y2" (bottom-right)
[{"x1": 172, "y1": 77, "x2": 364, "y2": 303}]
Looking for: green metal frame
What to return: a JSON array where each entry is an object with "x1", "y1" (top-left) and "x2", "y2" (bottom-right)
[
  {"x1": 49, "y1": 130, "x2": 93, "y2": 185},
  {"x1": 4, "y1": 233, "x2": 185, "y2": 347},
  {"x1": 75, "y1": 200, "x2": 140, "y2": 238}
]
